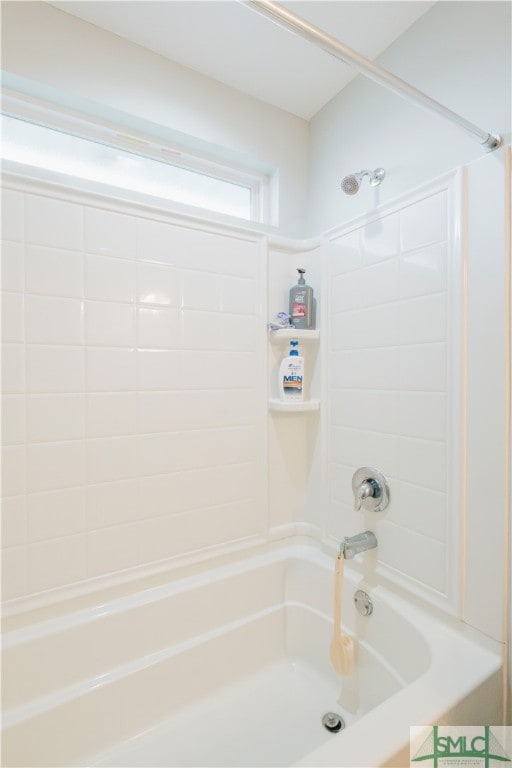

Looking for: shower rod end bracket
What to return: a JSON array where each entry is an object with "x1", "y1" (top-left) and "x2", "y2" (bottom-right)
[{"x1": 482, "y1": 133, "x2": 502, "y2": 152}]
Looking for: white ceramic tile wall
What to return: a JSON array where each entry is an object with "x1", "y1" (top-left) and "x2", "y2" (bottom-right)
[
  {"x1": 1, "y1": 182, "x2": 266, "y2": 602},
  {"x1": 326, "y1": 185, "x2": 457, "y2": 604}
]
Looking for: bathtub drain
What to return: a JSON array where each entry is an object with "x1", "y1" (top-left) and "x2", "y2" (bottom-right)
[{"x1": 322, "y1": 713, "x2": 345, "y2": 733}]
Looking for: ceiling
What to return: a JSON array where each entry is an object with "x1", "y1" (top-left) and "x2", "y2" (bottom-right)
[{"x1": 48, "y1": 1, "x2": 435, "y2": 120}]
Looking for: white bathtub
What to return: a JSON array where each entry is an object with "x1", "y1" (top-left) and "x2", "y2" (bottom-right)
[{"x1": 1, "y1": 543, "x2": 503, "y2": 767}]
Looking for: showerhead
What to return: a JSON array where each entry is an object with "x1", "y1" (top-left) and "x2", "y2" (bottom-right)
[
  {"x1": 341, "y1": 168, "x2": 385, "y2": 195},
  {"x1": 341, "y1": 174, "x2": 361, "y2": 195}
]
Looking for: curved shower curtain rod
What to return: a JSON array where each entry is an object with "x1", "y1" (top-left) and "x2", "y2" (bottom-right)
[{"x1": 242, "y1": 0, "x2": 502, "y2": 151}]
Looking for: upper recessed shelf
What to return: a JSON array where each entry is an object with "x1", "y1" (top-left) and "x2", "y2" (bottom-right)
[{"x1": 269, "y1": 329, "x2": 320, "y2": 343}]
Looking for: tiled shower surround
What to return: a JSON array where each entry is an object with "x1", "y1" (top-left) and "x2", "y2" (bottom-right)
[
  {"x1": 1, "y1": 183, "x2": 266, "y2": 599},
  {"x1": 1, "y1": 173, "x2": 461, "y2": 612},
  {"x1": 325, "y1": 182, "x2": 457, "y2": 607}
]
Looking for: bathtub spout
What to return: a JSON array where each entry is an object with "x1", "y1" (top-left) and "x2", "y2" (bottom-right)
[{"x1": 341, "y1": 531, "x2": 377, "y2": 559}]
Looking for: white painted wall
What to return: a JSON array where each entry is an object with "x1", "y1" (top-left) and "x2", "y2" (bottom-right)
[
  {"x1": 0, "y1": 1, "x2": 309, "y2": 238},
  {"x1": 307, "y1": 1, "x2": 511, "y2": 235}
]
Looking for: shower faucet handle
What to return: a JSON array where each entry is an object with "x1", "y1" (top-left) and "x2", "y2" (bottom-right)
[
  {"x1": 354, "y1": 479, "x2": 378, "y2": 511},
  {"x1": 352, "y1": 467, "x2": 390, "y2": 513}
]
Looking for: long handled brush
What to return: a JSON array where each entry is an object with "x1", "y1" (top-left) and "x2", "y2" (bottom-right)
[{"x1": 329, "y1": 554, "x2": 355, "y2": 675}]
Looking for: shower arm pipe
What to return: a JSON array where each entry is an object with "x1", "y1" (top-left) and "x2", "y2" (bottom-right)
[{"x1": 243, "y1": 0, "x2": 502, "y2": 151}]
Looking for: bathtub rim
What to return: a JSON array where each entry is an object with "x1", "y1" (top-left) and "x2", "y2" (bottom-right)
[
  {"x1": 1, "y1": 538, "x2": 504, "y2": 768},
  {"x1": 1, "y1": 535, "x2": 504, "y2": 660}
]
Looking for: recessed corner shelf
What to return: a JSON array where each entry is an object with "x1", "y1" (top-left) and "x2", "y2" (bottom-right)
[
  {"x1": 269, "y1": 398, "x2": 320, "y2": 413},
  {"x1": 269, "y1": 329, "x2": 320, "y2": 343},
  {"x1": 269, "y1": 329, "x2": 320, "y2": 414}
]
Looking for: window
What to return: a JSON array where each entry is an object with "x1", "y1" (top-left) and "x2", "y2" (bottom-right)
[{"x1": 1, "y1": 95, "x2": 269, "y2": 222}]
